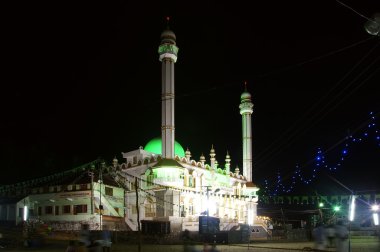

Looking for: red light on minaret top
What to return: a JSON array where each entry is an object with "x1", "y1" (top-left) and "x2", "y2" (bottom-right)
[
  {"x1": 166, "y1": 16, "x2": 170, "y2": 21},
  {"x1": 244, "y1": 81, "x2": 247, "y2": 90}
]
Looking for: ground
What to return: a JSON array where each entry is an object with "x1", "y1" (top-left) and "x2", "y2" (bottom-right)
[{"x1": 0, "y1": 237, "x2": 378, "y2": 252}]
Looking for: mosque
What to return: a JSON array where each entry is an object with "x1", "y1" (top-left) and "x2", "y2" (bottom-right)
[
  {"x1": 109, "y1": 25, "x2": 260, "y2": 232},
  {"x1": 0, "y1": 25, "x2": 261, "y2": 233}
]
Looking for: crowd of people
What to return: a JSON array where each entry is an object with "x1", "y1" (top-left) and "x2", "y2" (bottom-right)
[
  {"x1": 66, "y1": 224, "x2": 112, "y2": 252},
  {"x1": 312, "y1": 220, "x2": 349, "y2": 252}
]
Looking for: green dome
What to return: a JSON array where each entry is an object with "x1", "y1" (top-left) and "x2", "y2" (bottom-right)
[{"x1": 144, "y1": 137, "x2": 185, "y2": 157}]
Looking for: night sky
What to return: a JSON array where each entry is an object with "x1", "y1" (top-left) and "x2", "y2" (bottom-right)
[{"x1": 1, "y1": 1, "x2": 379, "y2": 195}]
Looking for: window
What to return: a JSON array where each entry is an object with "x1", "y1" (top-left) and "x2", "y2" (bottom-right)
[
  {"x1": 145, "y1": 204, "x2": 155, "y2": 217},
  {"x1": 132, "y1": 205, "x2": 137, "y2": 214},
  {"x1": 45, "y1": 206, "x2": 53, "y2": 214},
  {"x1": 180, "y1": 205, "x2": 185, "y2": 217},
  {"x1": 105, "y1": 187, "x2": 113, "y2": 196},
  {"x1": 188, "y1": 176, "x2": 193, "y2": 187},
  {"x1": 63, "y1": 205, "x2": 71, "y2": 214},
  {"x1": 55, "y1": 206, "x2": 59, "y2": 215},
  {"x1": 147, "y1": 175, "x2": 154, "y2": 186},
  {"x1": 133, "y1": 156, "x2": 137, "y2": 164},
  {"x1": 189, "y1": 205, "x2": 193, "y2": 215},
  {"x1": 80, "y1": 184, "x2": 87, "y2": 190},
  {"x1": 18, "y1": 208, "x2": 23, "y2": 217},
  {"x1": 74, "y1": 204, "x2": 87, "y2": 214}
]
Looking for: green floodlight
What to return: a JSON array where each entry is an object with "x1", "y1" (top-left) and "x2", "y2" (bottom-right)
[
  {"x1": 333, "y1": 205, "x2": 341, "y2": 212},
  {"x1": 319, "y1": 202, "x2": 324, "y2": 208}
]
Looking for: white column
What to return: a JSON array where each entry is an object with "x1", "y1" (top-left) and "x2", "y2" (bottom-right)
[
  {"x1": 239, "y1": 90, "x2": 254, "y2": 182},
  {"x1": 161, "y1": 59, "x2": 175, "y2": 158}
]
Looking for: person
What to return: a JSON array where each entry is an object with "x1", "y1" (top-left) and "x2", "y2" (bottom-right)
[
  {"x1": 87, "y1": 240, "x2": 102, "y2": 252},
  {"x1": 182, "y1": 229, "x2": 196, "y2": 252},
  {"x1": 79, "y1": 223, "x2": 91, "y2": 247},
  {"x1": 267, "y1": 223, "x2": 273, "y2": 240},
  {"x1": 326, "y1": 223, "x2": 336, "y2": 248},
  {"x1": 101, "y1": 228, "x2": 112, "y2": 252},
  {"x1": 312, "y1": 222, "x2": 327, "y2": 251},
  {"x1": 65, "y1": 240, "x2": 76, "y2": 252},
  {"x1": 210, "y1": 243, "x2": 219, "y2": 252},
  {"x1": 335, "y1": 220, "x2": 349, "y2": 252},
  {"x1": 202, "y1": 243, "x2": 212, "y2": 252}
]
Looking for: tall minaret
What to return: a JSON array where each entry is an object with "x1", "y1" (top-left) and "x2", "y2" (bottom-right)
[
  {"x1": 158, "y1": 18, "x2": 179, "y2": 159},
  {"x1": 239, "y1": 82, "x2": 254, "y2": 182}
]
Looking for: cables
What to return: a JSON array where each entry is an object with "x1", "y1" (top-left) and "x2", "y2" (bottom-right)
[
  {"x1": 336, "y1": 0, "x2": 374, "y2": 22},
  {"x1": 254, "y1": 41, "x2": 380, "y2": 169}
]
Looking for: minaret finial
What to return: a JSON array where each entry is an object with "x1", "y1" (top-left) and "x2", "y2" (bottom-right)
[{"x1": 166, "y1": 16, "x2": 170, "y2": 28}]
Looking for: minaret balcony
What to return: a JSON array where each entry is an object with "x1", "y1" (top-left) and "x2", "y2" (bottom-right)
[{"x1": 158, "y1": 44, "x2": 179, "y2": 62}]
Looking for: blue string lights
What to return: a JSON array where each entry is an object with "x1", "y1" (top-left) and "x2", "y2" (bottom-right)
[{"x1": 262, "y1": 112, "x2": 379, "y2": 196}]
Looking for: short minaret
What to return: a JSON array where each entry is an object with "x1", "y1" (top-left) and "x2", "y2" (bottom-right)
[
  {"x1": 225, "y1": 151, "x2": 231, "y2": 174},
  {"x1": 239, "y1": 82, "x2": 254, "y2": 182},
  {"x1": 112, "y1": 157, "x2": 118, "y2": 168},
  {"x1": 185, "y1": 148, "x2": 191, "y2": 162},
  {"x1": 210, "y1": 145, "x2": 216, "y2": 169},
  {"x1": 159, "y1": 17, "x2": 179, "y2": 159},
  {"x1": 235, "y1": 166, "x2": 240, "y2": 176},
  {"x1": 200, "y1": 153, "x2": 206, "y2": 166}
]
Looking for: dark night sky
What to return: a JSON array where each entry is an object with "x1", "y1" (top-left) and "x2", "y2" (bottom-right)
[{"x1": 1, "y1": 1, "x2": 379, "y2": 195}]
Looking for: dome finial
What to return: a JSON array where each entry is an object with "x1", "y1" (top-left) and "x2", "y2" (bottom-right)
[
  {"x1": 240, "y1": 81, "x2": 252, "y2": 101},
  {"x1": 160, "y1": 17, "x2": 176, "y2": 45}
]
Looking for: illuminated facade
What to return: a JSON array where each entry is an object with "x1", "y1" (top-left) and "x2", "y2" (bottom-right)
[{"x1": 110, "y1": 26, "x2": 260, "y2": 232}]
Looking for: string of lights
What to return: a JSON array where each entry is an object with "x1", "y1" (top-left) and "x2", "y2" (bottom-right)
[
  {"x1": 263, "y1": 111, "x2": 379, "y2": 196},
  {"x1": 254, "y1": 44, "x2": 380, "y2": 168},
  {"x1": 0, "y1": 159, "x2": 102, "y2": 194}
]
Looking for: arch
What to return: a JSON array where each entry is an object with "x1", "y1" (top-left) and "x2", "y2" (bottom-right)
[
  {"x1": 183, "y1": 168, "x2": 189, "y2": 187},
  {"x1": 191, "y1": 160, "x2": 197, "y2": 166},
  {"x1": 192, "y1": 170, "x2": 198, "y2": 177},
  {"x1": 143, "y1": 158, "x2": 149, "y2": 164},
  {"x1": 293, "y1": 197, "x2": 299, "y2": 204},
  {"x1": 197, "y1": 162, "x2": 202, "y2": 167},
  {"x1": 301, "y1": 196, "x2": 309, "y2": 205},
  {"x1": 205, "y1": 164, "x2": 210, "y2": 170},
  {"x1": 175, "y1": 155, "x2": 180, "y2": 161},
  {"x1": 150, "y1": 156, "x2": 155, "y2": 162},
  {"x1": 137, "y1": 160, "x2": 142, "y2": 166},
  {"x1": 181, "y1": 157, "x2": 187, "y2": 163},
  {"x1": 127, "y1": 163, "x2": 132, "y2": 168}
]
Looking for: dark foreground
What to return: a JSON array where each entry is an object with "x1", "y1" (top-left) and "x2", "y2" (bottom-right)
[{"x1": 1, "y1": 237, "x2": 379, "y2": 252}]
